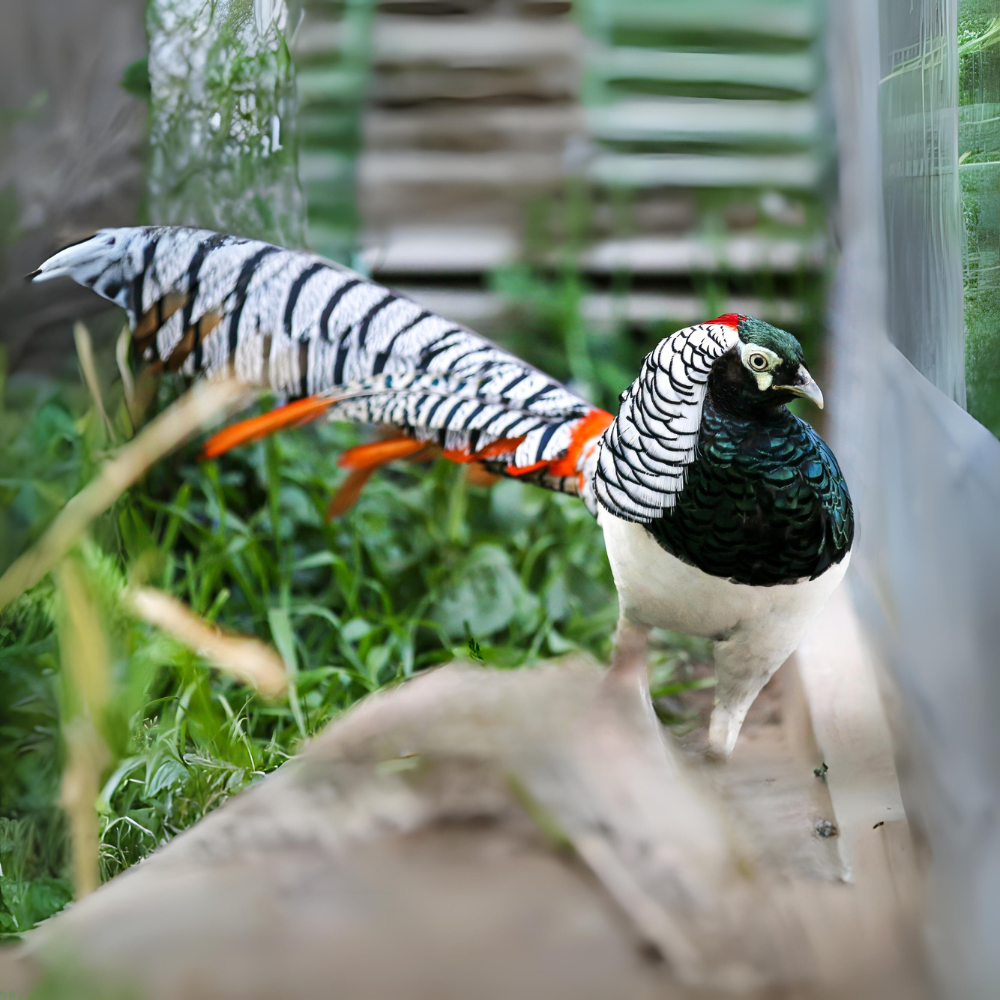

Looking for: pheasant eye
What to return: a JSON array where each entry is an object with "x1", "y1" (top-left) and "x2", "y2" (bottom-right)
[{"x1": 748, "y1": 353, "x2": 768, "y2": 371}]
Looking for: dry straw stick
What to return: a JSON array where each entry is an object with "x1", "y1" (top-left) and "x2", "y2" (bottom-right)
[
  {"x1": 73, "y1": 321, "x2": 115, "y2": 438},
  {"x1": 56, "y1": 559, "x2": 112, "y2": 900},
  {"x1": 115, "y1": 323, "x2": 136, "y2": 419},
  {"x1": 0, "y1": 378, "x2": 252, "y2": 610},
  {"x1": 130, "y1": 587, "x2": 288, "y2": 700}
]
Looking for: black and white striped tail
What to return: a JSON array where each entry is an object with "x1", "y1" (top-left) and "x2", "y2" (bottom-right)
[{"x1": 32, "y1": 226, "x2": 604, "y2": 482}]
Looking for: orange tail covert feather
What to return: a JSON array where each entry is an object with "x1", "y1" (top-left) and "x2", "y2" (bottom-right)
[
  {"x1": 326, "y1": 466, "x2": 377, "y2": 520},
  {"x1": 546, "y1": 408, "x2": 614, "y2": 477},
  {"x1": 329, "y1": 436, "x2": 432, "y2": 518},
  {"x1": 202, "y1": 395, "x2": 335, "y2": 459},
  {"x1": 338, "y1": 437, "x2": 428, "y2": 470}
]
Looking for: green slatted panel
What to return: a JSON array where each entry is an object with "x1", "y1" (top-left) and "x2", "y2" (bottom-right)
[
  {"x1": 577, "y1": 0, "x2": 829, "y2": 193},
  {"x1": 590, "y1": 0, "x2": 819, "y2": 42},
  {"x1": 292, "y1": 0, "x2": 375, "y2": 265}
]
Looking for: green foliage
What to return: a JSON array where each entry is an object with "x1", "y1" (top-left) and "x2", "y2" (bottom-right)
[
  {"x1": 118, "y1": 58, "x2": 151, "y2": 102},
  {"x1": 22, "y1": 954, "x2": 145, "y2": 1000},
  {"x1": 294, "y1": 0, "x2": 377, "y2": 264},
  {"x1": 0, "y1": 589, "x2": 72, "y2": 934}
]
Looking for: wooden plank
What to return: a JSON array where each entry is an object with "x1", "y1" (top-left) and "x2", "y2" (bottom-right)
[
  {"x1": 365, "y1": 228, "x2": 825, "y2": 275},
  {"x1": 297, "y1": 14, "x2": 581, "y2": 66},
  {"x1": 581, "y1": 235, "x2": 827, "y2": 273},
  {"x1": 363, "y1": 105, "x2": 584, "y2": 155},
  {"x1": 358, "y1": 151, "x2": 566, "y2": 187},
  {"x1": 795, "y1": 586, "x2": 913, "y2": 883},
  {"x1": 587, "y1": 0, "x2": 821, "y2": 42},
  {"x1": 388, "y1": 287, "x2": 804, "y2": 330},
  {"x1": 365, "y1": 224, "x2": 519, "y2": 272},
  {"x1": 370, "y1": 65, "x2": 576, "y2": 104}
]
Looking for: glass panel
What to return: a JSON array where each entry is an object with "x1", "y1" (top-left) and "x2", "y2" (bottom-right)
[
  {"x1": 878, "y1": 0, "x2": 966, "y2": 405},
  {"x1": 959, "y1": 0, "x2": 1000, "y2": 435},
  {"x1": 835, "y1": 2, "x2": 1000, "y2": 994},
  {"x1": 147, "y1": 0, "x2": 305, "y2": 246}
]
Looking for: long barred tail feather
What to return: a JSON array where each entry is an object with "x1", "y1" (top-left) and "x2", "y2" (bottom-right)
[{"x1": 33, "y1": 226, "x2": 612, "y2": 511}]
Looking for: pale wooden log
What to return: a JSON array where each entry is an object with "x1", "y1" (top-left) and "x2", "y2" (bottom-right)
[{"x1": 7, "y1": 659, "x2": 928, "y2": 999}]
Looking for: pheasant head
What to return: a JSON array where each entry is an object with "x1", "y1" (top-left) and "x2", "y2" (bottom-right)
[{"x1": 708, "y1": 314, "x2": 823, "y2": 418}]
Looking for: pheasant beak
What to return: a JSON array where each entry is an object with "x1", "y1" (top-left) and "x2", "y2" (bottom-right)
[{"x1": 778, "y1": 365, "x2": 824, "y2": 409}]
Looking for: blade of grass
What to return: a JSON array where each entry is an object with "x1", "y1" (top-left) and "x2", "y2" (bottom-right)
[
  {"x1": 267, "y1": 607, "x2": 307, "y2": 738},
  {"x1": 115, "y1": 323, "x2": 136, "y2": 432}
]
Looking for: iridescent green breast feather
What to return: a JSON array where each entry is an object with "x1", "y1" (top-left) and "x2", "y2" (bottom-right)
[{"x1": 646, "y1": 398, "x2": 854, "y2": 586}]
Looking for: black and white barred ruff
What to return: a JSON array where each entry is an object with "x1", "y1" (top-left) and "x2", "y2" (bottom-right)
[
  {"x1": 593, "y1": 322, "x2": 739, "y2": 523},
  {"x1": 32, "y1": 227, "x2": 595, "y2": 474}
]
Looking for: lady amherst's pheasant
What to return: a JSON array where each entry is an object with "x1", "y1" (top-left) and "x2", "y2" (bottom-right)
[{"x1": 32, "y1": 227, "x2": 853, "y2": 757}]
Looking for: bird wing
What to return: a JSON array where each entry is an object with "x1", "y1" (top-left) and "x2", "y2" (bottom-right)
[{"x1": 32, "y1": 226, "x2": 612, "y2": 509}]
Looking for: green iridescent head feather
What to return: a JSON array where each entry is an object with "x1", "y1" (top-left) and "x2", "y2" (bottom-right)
[{"x1": 736, "y1": 315, "x2": 806, "y2": 368}]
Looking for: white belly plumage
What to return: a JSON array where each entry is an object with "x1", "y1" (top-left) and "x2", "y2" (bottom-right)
[
  {"x1": 598, "y1": 508, "x2": 850, "y2": 756},
  {"x1": 599, "y1": 509, "x2": 848, "y2": 641}
]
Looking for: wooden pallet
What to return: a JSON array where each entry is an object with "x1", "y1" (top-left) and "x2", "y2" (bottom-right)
[{"x1": 288, "y1": 0, "x2": 829, "y2": 332}]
